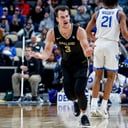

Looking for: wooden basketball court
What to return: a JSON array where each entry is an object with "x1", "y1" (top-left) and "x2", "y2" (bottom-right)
[{"x1": 0, "y1": 101, "x2": 128, "y2": 128}]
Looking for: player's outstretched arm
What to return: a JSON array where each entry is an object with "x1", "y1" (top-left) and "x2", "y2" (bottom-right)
[
  {"x1": 32, "y1": 29, "x2": 55, "y2": 60},
  {"x1": 77, "y1": 27, "x2": 93, "y2": 57}
]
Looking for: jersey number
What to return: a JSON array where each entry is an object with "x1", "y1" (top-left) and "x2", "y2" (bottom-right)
[
  {"x1": 101, "y1": 16, "x2": 112, "y2": 27},
  {"x1": 64, "y1": 45, "x2": 71, "y2": 53}
]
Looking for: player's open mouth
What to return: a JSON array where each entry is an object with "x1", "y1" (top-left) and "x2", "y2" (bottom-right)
[{"x1": 64, "y1": 22, "x2": 68, "y2": 25}]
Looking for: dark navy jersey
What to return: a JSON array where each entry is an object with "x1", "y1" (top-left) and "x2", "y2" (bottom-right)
[{"x1": 54, "y1": 24, "x2": 87, "y2": 67}]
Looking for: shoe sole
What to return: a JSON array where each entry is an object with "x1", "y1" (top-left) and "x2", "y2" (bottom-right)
[
  {"x1": 90, "y1": 111, "x2": 101, "y2": 118},
  {"x1": 96, "y1": 110, "x2": 109, "y2": 119},
  {"x1": 79, "y1": 124, "x2": 92, "y2": 128}
]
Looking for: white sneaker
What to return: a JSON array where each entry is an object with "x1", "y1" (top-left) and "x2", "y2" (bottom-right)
[
  {"x1": 90, "y1": 107, "x2": 100, "y2": 117},
  {"x1": 90, "y1": 110, "x2": 102, "y2": 117},
  {"x1": 97, "y1": 108, "x2": 109, "y2": 119}
]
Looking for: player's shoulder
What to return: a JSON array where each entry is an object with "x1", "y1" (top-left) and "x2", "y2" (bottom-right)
[
  {"x1": 46, "y1": 28, "x2": 55, "y2": 41},
  {"x1": 118, "y1": 10, "x2": 126, "y2": 17}
]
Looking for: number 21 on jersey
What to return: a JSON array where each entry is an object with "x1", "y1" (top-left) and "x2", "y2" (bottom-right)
[{"x1": 101, "y1": 16, "x2": 112, "y2": 27}]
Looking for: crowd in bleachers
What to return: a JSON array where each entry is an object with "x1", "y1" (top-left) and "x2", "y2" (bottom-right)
[{"x1": 0, "y1": 0, "x2": 128, "y2": 103}]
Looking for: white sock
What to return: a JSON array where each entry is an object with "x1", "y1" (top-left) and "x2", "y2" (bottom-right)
[
  {"x1": 101, "y1": 99, "x2": 107, "y2": 110},
  {"x1": 91, "y1": 98, "x2": 98, "y2": 109},
  {"x1": 80, "y1": 111, "x2": 86, "y2": 117}
]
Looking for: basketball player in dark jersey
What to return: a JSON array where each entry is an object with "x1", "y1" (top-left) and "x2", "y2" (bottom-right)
[{"x1": 32, "y1": 5, "x2": 93, "y2": 127}]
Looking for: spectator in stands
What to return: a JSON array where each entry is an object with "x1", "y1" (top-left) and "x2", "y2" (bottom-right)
[
  {"x1": 52, "y1": 46, "x2": 62, "y2": 85},
  {"x1": 17, "y1": 18, "x2": 35, "y2": 43},
  {"x1": 42, "y1": 52, "x2": 60, "y2": 90},
  {"x1": 17, "y1": 0, "x2": 30, "y2": 17},
  {"x1": 30, "y1": 5, "x2": 44, "y2": 32},
  {"x1": 10, "y1": 7, "x2": 25, "y2": 31},
  {"x1": 29, "y1": 35, "x2": 43, "y2": 52},
  {"x1": 37, "y1": 27, "x2": 48, "y2": 48},
  {"x1": 67, "y1": 0, "x2": 82, "y2": 9},
  {"x1": 5, "y1": 0, "x2": 15, "y2": 15},
  {"x1": 120, "y1": 86, "x2": 128, "y2": 104},
  {"x1": 9, "y1": 14, "x2": 23, "y2": 32},
  {"x1": 74, "y1": 5, "x2": 90, "y2": 28},
  {"x1": 0, "y1": 15, "x2": 10, "y2": 35},
  {"x1": 12, "y1": 45, "x2": 41, "y2": 101},
  {"x1": 1, "y1": 7, "x2": 11, "y2": 23},
  {"x1": 38, "y1": 10, "x2": 54, "y2": 31},
  {"x1": 0, "y1": 37, "x2": 16, "y2": 66}
]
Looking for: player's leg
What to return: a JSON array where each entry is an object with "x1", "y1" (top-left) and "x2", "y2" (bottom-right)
[
  {"x1": 90, "y1": 69, "x2": 103, "y2": 116},
  {"x1": 97, "y1": 71, "x2": 116, "y2": 118},
  {"x1": 62, "y1": 67, "x2": 79, "y2": 116},
  {"x1": 75, "y1": 76, "x2": 90, "y2": 126},
  {"x1": 90, "y1": 43, "x2": 104, "y2": 116},
  {"x1": 97, "y1": 42, "x2": 119, "y2": 118}
]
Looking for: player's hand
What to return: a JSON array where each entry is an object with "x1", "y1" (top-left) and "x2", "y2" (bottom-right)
[{"x1": 85, "y1": 47, "x2": 93, "y2": 57}]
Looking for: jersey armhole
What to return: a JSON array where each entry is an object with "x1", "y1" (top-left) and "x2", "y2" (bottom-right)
[
  {"x1": 116, "y1": 10, "x2": 121, "y2": 23},
  {"x1": 96, "y1": 10, "x2": 100, "y2": 19}
]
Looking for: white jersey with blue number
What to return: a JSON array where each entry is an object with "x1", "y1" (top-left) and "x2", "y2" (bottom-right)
[{"x1": 96, "y1": 8, "x2": 120, "y2": 42}]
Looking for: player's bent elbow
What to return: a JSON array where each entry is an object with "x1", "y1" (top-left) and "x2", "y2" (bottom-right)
[{"x1": 122, "y1": 32, "x2": 128, "y2": 41}]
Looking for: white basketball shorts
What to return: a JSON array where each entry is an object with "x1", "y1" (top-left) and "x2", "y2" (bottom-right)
[{"x1": 93, "y1": 38, "x2": 120, "y2": 71}]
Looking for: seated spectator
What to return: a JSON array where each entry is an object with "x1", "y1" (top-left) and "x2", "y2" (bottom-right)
[
  {"x1": 37, "y1": 27, "x2": 48, "y2": 47},
  {"x1": 10, "y1": 7, "x2": 25, "y2": 30},
  {"x1": 29, "y1": 35, "x2": 43, "y2": 52},
  {"x1": 1, "y1": 7, "x2": 11, "y2": 23},
  {"x1": 12, "y1": 45, "x2": 42, "y2": 101},
  {"x1": 17, "y1": 0, "x2": 30, "y2": 17},
  {"x1": 38, "y1": 10, "x2": 54, "y2": 31},
  {"x1": 86, "y1": 71, "x2": 126, "y2": 105},
  {"x1": 17, "y1": 18, "x2": 35, "y2": 43},
  {"x1": 120, "y1": 86, "x2": 128, "y2": 104},
  {"x1": 30, "y1": 5, "x2": 44, "y2": 32},
  {"x1": 9, "y1": 14, "x2": 23, "y2": 32},
  {"x1": 42, "y1": 50, "x2": 62, "y2": 91},
  {"x1": 0, "y1": 15, "x2": 10, "y2": 35},
  {"x1": 74, "y1": 5, "x2": 91, "y2": 28},
  {"x1": 0, "y1": 37, "x2": 16, "y2": 66},
  {"x1": 52, "y1": 46, "x2": 62, "y2": 84}
]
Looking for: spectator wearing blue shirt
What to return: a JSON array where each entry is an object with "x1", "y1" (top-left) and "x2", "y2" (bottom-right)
[{"x1": 0, "y1": 37, "x2": 16, "y2": 65}]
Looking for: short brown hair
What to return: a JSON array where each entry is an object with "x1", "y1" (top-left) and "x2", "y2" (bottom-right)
[{"x1": 54, "y1": 5, "x2": 70, "y2": 17}]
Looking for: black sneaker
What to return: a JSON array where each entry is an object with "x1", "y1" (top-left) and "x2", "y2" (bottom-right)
[
  {"x1": 32, "y1": 96, "x2": 39, "y2": 101},
  {"x1": 73, "y1": 102, "x2": 80, "y2": 117},
  {"x1": 32, "y1": 96, "x2": 44, "y2": 102},
  {"x1": 80, "y1": 115, "x2": 91, "y2": 127},
  {"x1": 12, "y1": 96, "x2": 20, "y2": 101}
]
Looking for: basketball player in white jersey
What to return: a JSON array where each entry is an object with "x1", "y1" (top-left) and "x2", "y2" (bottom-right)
[{"x1": 86, "y1": 0, "x2": 128, "y2": 118}]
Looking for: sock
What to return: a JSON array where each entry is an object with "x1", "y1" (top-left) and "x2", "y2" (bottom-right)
[
  {"x1": 101, "y1": 99, "x2": 107, "y2": 110},
  {"x1": 91, "y1": 98, "x2": 98, "y2": 109},
  {"x1": 80, "y1": 111, "x2": 86, "y2": 117}
]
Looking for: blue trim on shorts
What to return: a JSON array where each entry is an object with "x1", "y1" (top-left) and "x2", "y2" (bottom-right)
[
  {"x1": 104, "y1": 67, "x2": 118, "y2": 72},
  {"x1": 93, "y1": 67, "x2": 104, "y2": 71},
  {"x1": 93, "y1": 67, "x2": 118, "y2": 72}
]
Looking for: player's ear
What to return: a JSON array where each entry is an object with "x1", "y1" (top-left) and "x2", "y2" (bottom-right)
[{"x1": 56, "y1": 17, "x2": 59, "y2": 23}]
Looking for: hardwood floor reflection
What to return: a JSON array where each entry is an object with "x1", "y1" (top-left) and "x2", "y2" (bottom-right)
[{"x1": 0, "y1": 103, "x2": 128, "y2": 128}]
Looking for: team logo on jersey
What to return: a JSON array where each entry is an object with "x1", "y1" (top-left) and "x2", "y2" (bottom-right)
[
  {"x1": 56, "y1": 37, "x2": 61, "y2": 40},
  {"x1": 72, "y1": 36, "x2": 75, "y2": 39}
]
